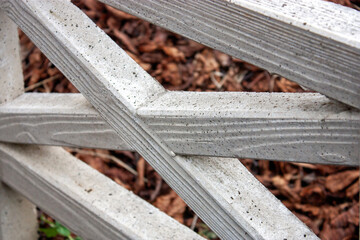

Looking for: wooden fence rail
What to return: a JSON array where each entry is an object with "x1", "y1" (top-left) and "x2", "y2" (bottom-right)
[
  {"x1": 0, "y1": 0, "x2": 358, "y2": 239},
  {"x1": 0, "y1": 143, "x2": 204, "y2": 240},
  {"x1": 0, "y1": 92, "x2": 359, "y2": 166},
  {"x1": 102, "y1": 0, "x2": 360, "y2": 109}
]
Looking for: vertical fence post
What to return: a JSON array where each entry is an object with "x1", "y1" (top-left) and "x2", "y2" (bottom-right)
[
  {"x1": 0, "y1": 183, "x2": 38, "y2": 239},
  {"x1": 0, "y1": 10, "x2": 38, "y2": 240}
]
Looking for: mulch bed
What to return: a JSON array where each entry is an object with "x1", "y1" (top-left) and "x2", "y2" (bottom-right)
[{"x1": 18, "y1": 0, "x2": 359, "y2": 239}]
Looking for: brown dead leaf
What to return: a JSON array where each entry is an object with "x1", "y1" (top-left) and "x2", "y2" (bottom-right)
[
  {"x1": 153, "y1": 190, "x2": 186, "y2": 223},
  {"x1": 325, "y1": 170, "x2": 359, "y2": 193},
  {"x1": 276, "y1": 77, "x2": 300, "y2": 92},
  {"x1": 77, "y1": 154, "x2": 105, "y2": 172},
  {"x1": 321, "y1": 205, "x2": 341, "y2": 222},
  {"x1": 141, "y1": 52, "x2": 163, "y2": 63},
  {"x1": 315, "y1": 165, "x2": 348, "y2": 175},
  {"x1": 162, "y1": 46, "x2": 185, "y2": 62},
  {"x1": 134, "y1": 157, "x2": 145, "y2": 193},
  {"x1": 162, "y1": 62, "x2": 182, "y2": 86},
  {"x1": 114, "y1": 177, "x2": 131, "y2": 190},
  {"x1": 331, "y1": 203, "x2": 359, "y2": 227},
  {"x1": 272, "y1": 175, "x2": 300, "y2": 202},
  {"x1": 300, "y1": 183, "x2": 326, "y2": 205},
  {"x1": 139, "y1": 42, "x2": 160, "y2": 53},
  {"x1": 242, "y1": 62, "x2": 258, "y2": 71},
  {"x1": 294, "y1": 203, "x2": 320, "y2": 216},
  {"x1": 346, "y1": 179, "x2": 359, "y2": 198},
  {"x1": 106, "y1": 17, "x2": 121, "y2": 30},
  {"x1": 214, "y1": 50, "x2": 231, "y2": 67},
  {"x1": 28, "y1": 49, "x2": 42, "y2": 65},
  {"x1": 113, "y1": 29, "x2": 138, "y2": 54},
  {"x1": 320, "y1": 221, "x2": 356, "y2": 240},
  {"x1": 196, "y1": 49, "x2": 219, "y2": 73},
  {"x1": 47, "y1": 67, "x2": 60, "y2": 76},
  {"x1": 28, "y1": 68, "x2": 43, "y2": 85},
  {"x1": 105, "y1": 5, "x2": 138, "y2": 20},
  {"x1": 177, "y1": 40, "x2": 205, "y2": 58}
]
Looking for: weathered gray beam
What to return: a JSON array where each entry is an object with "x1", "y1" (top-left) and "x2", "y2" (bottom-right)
[
  {"x1": 0, "y1": 143, "x2": 204, "y2": 240},
  {"x1": 100, "y1": 0, "x2": 360, "y2": 109},
  {"x1": 0, "y1": 10, "x2": 37, "y2": 240},
  {"x1": 0, "y1": 92, "x2": 358, "y2": 166},
  {"x1": 0, "y1": 183, "x2": 38, "y2": 240},
  {"x1": 0, "y1": 93, "x2": 130, "y2": 151},
  {"x1": 142, "y1": 91, "x2": 360, "y2": 166},
  {"x1": 0, "y1": 10, "x2": 23, "y2": 103},
  {"x1": 0, "y1": 1, "x2": 318, "y2": 239}
]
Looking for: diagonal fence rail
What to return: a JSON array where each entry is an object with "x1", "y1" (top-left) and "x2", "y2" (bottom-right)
[
  {"x1": 0, "y1": 0, "x2": 358, "y2": 239},
  {"x1": 102, "y1": 0, "x2": 360, "y2": 109}
]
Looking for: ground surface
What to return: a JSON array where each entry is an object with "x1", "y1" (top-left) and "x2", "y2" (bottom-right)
[{"x1": 17, "y1": 0, "x2": 359, "y2": 239}]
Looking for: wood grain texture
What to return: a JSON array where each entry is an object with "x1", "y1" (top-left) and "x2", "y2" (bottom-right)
[
  {"x1": 0, "y1": 10, "x2": 23, "y2": 104},
  {"x1": 0, "y1": 93, "x2": 130, "y2": 150},
  {"x1": 101, "y1": 0, "x2": 360, "y2": 109},
  {"x1": 0, "y1": 10, "x2": 37, "y2": 240},
  {"x1": 0, "y1": 143, "x2": 204, "y2": 240},
  {"x1": 141, "y1": 91, "x2": 360, "y2": 166},
  {"x1": 1, "y1": 93, "x2": 359, "y2": 166},
  {"x1": 0, "y1": 1, "x2": 318, "y2": 239}
]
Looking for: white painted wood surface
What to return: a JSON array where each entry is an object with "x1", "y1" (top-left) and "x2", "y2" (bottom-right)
[
  {"x1": 0, "y1": 10, "x2": 37, "y2": 240},
  {"x1": 0, "y1": 93, "x2": 359, "y2": 166},
  {"x1": 101, "y1": 0, "x2": 360, "y2": 109},
  {"x1": 0, "y1": 10, "x2": 23, "y2": 103},
  {"x1": 0, "y1": 143, "x2": 204, "y2": 240},
  {"x1": 0, "y1": 183, "x2": 38, "y2": 240},
  {"x1": 0, "y1": 0, "x2": 318, "y2": 238}
]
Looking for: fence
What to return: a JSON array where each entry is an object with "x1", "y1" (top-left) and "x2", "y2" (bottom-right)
[{"x1": 0, "y1": 0, "x2": 359, "y2": 239}]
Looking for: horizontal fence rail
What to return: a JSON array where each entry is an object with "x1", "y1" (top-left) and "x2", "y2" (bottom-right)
[
  {"x1": 0, "y1": 143, "x2": 204, "y2": 240},
  {"x1": 0, "y1": 0, "x2": 321, "y2": 239},
  {"x1": 0, "y1": 92, "x2": 359, "y2": 166},
  {"x1": 102, "y1": 0, "x2": 360, "y2": 109}
]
